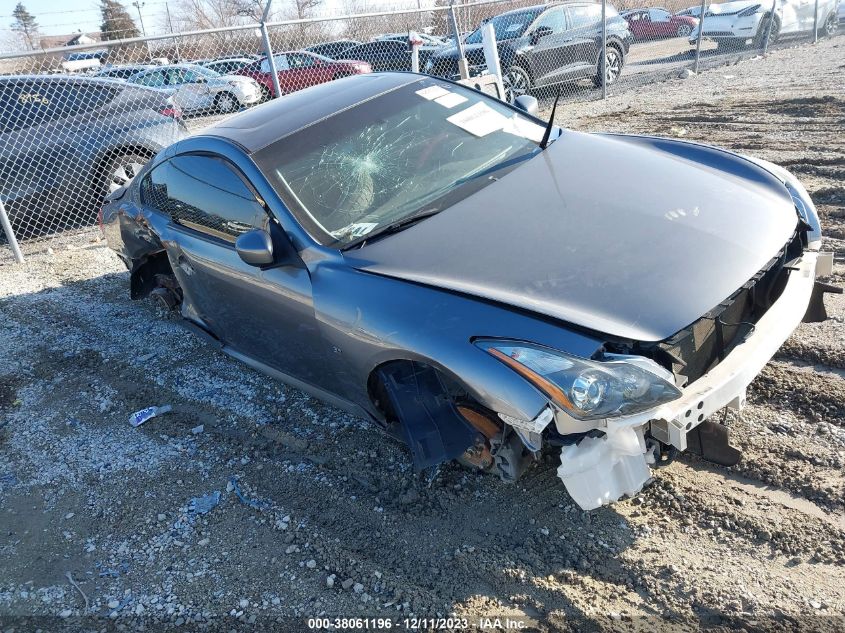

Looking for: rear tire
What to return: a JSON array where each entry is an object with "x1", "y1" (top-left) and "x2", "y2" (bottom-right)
[
  {"x1": 259, "y1": 85, "x2": 273, "y2": 102},
  {"x1": 593, "y1": 45, "x2": 623, "y2": 87},
  {"x1": 101, "y1": 152, "x2": 149, "y2": 198},
  {"x1": 677, "y1": 23, "x2": 692, "y2": 37}
]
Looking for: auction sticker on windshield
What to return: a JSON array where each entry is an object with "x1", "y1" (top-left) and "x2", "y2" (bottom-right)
[
  {"x1": 416, "y1": 85, "x2": 450, "y2": 100},
  {"x1": 447, "y1": 102, "x2": 509, "y2": 137}
]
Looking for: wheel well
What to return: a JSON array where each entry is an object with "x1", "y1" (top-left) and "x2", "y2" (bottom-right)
[{"x1": 129, "y1": 249, "x2": 173, "y2": 300}]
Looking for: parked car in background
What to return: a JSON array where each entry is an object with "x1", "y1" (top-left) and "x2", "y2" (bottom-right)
[
  {"x1": 426, "y1": 2, "x2": 633, "y2": 103},
  {"x1": 0, "y1": 75, "x2": 185, "y2": 240},
  {"x1": 96, "y1": 64, "x2": 154, "y2": 80},
  {"x1": 375, "y1": 32, "x2": 448, "y2": 46},
  {"x1": 341, "y1": 39, "x2": 439, "y2": 72},
  {"x1": 676, "y1": 5, "x2": 704, "y2": 18},
  {"x1": 199, "y1": 57, "x2": 254, "y2": 75},
  {"x1": 102, "y1": 72, "x2": 834, "y2": 511},
  {"x1": 234, "y1": 51, "x2": 371, "y2": 99},
  {"x1": 622, "y1": 7, "x2": 698, "y2": 38},
  {"x1": 127, "y1": 64, "x2": 262, "y2": 114},
  {"x1": 305, "y1": 40, "x2": 361, "y2": 59},
  {"x1": 690, "y1": 0, "x2": 838, "y2": 47}
]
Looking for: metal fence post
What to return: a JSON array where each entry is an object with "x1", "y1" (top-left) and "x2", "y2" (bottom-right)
[
  {"x1": 449, "y1": 2, "x2": 470, "y2": 80},
  {"x1": 260, "y1": 0, "x2": 282, "y2": 99},
  {"x1": 693, "y1": 0, "x2": 707, "y2": 73},
  {"x1": 601, "y1": 0, "x2": 607, "y2": 99},
  {"x1": 0, "y1": 199, "x2": 24, "y2": 263},
  {"x1": 481, "y1": 22, "x2": 504, "y2": 99},
  {"x1": 763, "y1": 0, "x2": 777, "y2": 53},
  {"x1": 813, "y1": 0, "x2": 819, "y2": 43}
]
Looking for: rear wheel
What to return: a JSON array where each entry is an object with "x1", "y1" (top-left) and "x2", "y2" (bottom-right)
[
  {"x1": 103, "y1": 152, "x2": 148, "y2": 196},
  {"x1": 502, "y1": 65, "x2": 532, "y2": 104},
  {"x1": 593, "y1": 45, "x2": 623, "y2": 87},
  {"x1": 214, "y1": 91, "x2": 239, "y2": 114},
  {"x1": 677, "y1": 23, "x2": 692, "y2": 37},
  {"x1": 259, "y1": 84, "x2": 273, "y2": 102}
]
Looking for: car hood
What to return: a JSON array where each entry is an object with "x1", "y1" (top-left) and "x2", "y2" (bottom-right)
[
  {"x1": 706, "y1": 0, "x2": 760, "y2": 15},
  {"x1": 344, "y1": 132, "x2": 799, "y2": 342}
]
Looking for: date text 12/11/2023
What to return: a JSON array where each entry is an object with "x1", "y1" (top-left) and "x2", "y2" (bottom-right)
[{"x1": 307, "y1": 616, "x2": 534, "y2": 629}]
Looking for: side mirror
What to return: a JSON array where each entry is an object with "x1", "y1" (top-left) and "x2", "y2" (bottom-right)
[
  {"x1": 235, "y1": 229, "x2": 274, "y2": 266},
  {"x1": 530, "y1": 26, "x2": 553, "y2": 45},
  {"x1": 513, "y1": 95, "x2": 539, "y2": 117}
]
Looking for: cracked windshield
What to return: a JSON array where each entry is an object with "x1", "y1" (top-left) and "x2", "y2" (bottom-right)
[{"x1": 255, "y1": 80, "x2": 546, "y2": 247}]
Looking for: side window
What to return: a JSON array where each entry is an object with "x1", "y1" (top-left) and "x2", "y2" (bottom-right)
[
  {"x1": 534, "y1": 7, "x2": 568, "y2": 33},
  {"x1": 260, "y1": 54, "x2": 289, "y2": 72},
  {"x1": 140, "y1": 155, "x2": 267, "y2": 243},
  {"x1": 135, "y1": 71, "x2": 165, "y2": 87},
  {"x1": 568, "y1": 5, "x2": 602, "y2": 29},
  {"x1": 288, "y1": 53, "x2": 316, "y2": 68},
  {"x1": 65, "y1": 84, "x2": 119, "y2": 114}
]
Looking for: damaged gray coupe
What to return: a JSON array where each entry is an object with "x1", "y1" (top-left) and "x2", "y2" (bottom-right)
[{"x1": 102, "y1": 73, "x2": 837, "y2": 510}]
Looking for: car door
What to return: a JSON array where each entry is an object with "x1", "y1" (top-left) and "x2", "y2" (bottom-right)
[
  {"x1": 524, "y1": 7, "x2": 574, "y2": 86},
  {"x1": 286, "y1": 52, "x2": 330, "y2": 90},
  {"x1": 564, "y1": 4, "x2": 602, "y2": 75},
  {"x1": 169, "y1": 68, "x2": 213, "y2": 110},
  {"x1": 648, "y1": 8, "x2": 674, "y2": 36},
  {"x1": 139, "y1": 153, "x2": 328, "y2": 386}
]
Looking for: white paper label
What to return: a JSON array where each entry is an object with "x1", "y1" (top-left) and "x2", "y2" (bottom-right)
[
  {"x1": 416, "y1": 85, "x2": 450, "y2": 100},
  {"x1": 434, "y1": 92, "x2": 468, "y2": 108},
  {"x1": 447, "y1": 102, "x2": 509, "y2": 137}
]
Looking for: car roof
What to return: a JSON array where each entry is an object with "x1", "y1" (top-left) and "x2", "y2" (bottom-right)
[{"x1": 202, "y1": 73, "x2": 420, "y2": 153}]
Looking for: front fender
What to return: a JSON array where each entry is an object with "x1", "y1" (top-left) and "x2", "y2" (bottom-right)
[{"x1": 311, "y1": 261, "x2": 605, "y2": 422}]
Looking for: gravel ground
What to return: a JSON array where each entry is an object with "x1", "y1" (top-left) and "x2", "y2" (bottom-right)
[{"x1": 1, "y1": 36, "x2": 844, "y2": 632}]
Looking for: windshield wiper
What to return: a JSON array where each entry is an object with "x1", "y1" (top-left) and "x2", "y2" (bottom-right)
[
  {"x1": 453, "y1": 151, "x2": 537, "y2": 187},
  {"x1": 344, "y1": 208, "x2": 443, "y2": 249},
  {"x1": 539, "y1": 89, "x2": 562, "y2": 150}
]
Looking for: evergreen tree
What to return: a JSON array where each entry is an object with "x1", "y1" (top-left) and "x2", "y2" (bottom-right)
[
  {"x1": 10, "y1": 3, "x2": 38, "y2": 50},
  {"x1": 100, "y1": 0, "x2": 141, "y2": 40}
]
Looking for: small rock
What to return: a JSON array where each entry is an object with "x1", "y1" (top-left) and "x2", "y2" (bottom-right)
[
  {"x1": 157, "y1": 513, "x2": 167, "y2": 522},
  {"x1": 326, "y1": 575, "x2": 336, "y2": 588},
  {"x1": 353, "y1": 583, "x2": 364, "y2": 594},
  {"x1": 341, "y1": 578, "x2": 355, "y2": 590},
  {"x1": 58, "y1": 609, "x2": 72, "y2": 618},
  {"x1": 239, "y1": 599, "x2": 249, "y2": 608},
  {"x1": 306, "y1": 559, "x2": 316, "y2": 569},
  {"x1": 198, "y1": 538, "x2": 210, "y2": 546},
  {"x1": 810, "y1": 600, "x2": 822, "y2": 609},
  {"x1": 679, "y1": 68, "x2": 696, "y2": 79},
  {"x1": 135, "y1": 604, "x2": 145, "y2": 615},
  {"x1": 64, "y1": 512, "x2": 74, "y2": 520},
  {"x1": 191, "y1": 425, "x2": 204, "y2": 434},
  {"x1": 108, "y1": 600, "x2": 120, "y2": 609}
]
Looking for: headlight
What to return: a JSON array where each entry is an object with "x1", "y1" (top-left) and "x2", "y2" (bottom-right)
[
  {"x1": 738, "y1": 4, "x2": 762, "y2": 16},
  {"x1": 476, "y1": 340, "x2": 682, "y2": 421}
]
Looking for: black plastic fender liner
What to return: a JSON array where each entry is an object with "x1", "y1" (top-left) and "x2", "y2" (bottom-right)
[
  {"x1": 686, "y1": 420, "x2": 742, "y2": 467},
  {"x1": 377, "y1": 362, "x2": 478, "y2": 471},
  {"x1": 803, "y1": 281, "x2": 843, "y2": 323}
]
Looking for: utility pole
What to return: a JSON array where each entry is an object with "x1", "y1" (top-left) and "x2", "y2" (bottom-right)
[
  {"x1": 259, "y1": 0, "x2": 282, "y2": 100},
  {"x1": 132, "y1": 1, "x2": 152, "y2": 59},
  {"x1": 165, "y1": 2, "x2": 181, "y2": 62}
]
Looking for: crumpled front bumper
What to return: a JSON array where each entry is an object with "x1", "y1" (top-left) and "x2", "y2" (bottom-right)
[{"x1": 557, "y1": 249, "x2": 826, "y2": 510}]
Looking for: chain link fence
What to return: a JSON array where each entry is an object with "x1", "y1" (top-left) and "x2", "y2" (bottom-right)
[{"x1": 0, "y1": 0, "x2": 840, "y2": 261}]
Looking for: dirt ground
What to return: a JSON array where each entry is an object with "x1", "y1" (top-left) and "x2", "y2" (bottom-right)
[{"x1": 1, "y1": 36, "x2": 844, "y2": 632}]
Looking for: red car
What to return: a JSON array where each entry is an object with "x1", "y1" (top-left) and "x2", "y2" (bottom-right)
[
  {"x1": 235, "y1": 51, "x2": 371, "y2": 99},
  {"x1": 621, "y1": 7, "x2": 699, "y2": 39}
]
